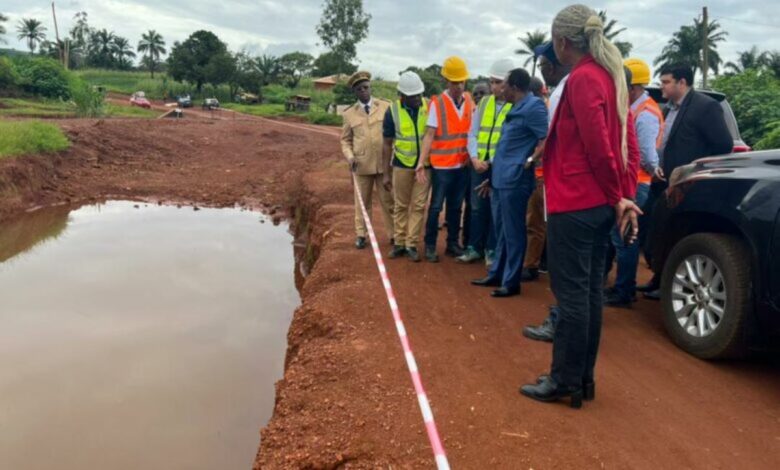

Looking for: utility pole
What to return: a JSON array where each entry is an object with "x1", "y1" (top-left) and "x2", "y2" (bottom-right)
[
  {"x1": 51, "y1": 1, "x2": 67, "y2": 69},
  {"x1": 701, "y1": 6, "x2": 709, "y2": 89}
]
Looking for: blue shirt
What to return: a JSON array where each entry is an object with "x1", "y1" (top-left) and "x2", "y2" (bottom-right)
[
  {"x1": 491, "y1": 94, "x2": 549, "y2": 189},
  {"x1": 631, "y1": 92, "x2": 661, "y2": 176}
]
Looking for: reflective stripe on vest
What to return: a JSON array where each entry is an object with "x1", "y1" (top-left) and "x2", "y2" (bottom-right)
[
  {"x1": 430, "y1": 93, "x2": 473, "y2": 168},
  {"x1": 634, "y1": 97, "x2": 665, "y2": 185},
  {"x1": 476, "y1": 95, "x2": 512, "y2": 162},
  {"x1": 391, "y1": 99, "x2": 428, "y2": 168}
]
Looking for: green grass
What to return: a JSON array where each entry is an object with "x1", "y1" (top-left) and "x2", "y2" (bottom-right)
[
  {"x1": 223, "y1": 102, "x2": 343, "y2": 126},
  {"x1": 0, "y1": 121, "x2": 70, "y2": 158},
  {"x1": 0, "y1": 97, "x2": 159, "y2": 119},
  {"x1": 0, "y1": 98, "x2": 74, "y2": 118}
]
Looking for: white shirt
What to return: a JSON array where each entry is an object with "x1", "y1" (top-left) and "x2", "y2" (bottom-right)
[
  {"x1": 356, "y1": 98, "x2": 374, "y2": 114},
  {"x1": 426, "y1": 90, "x2": 467, "y2": 128},
  {"x1": 548, "y1": 74, "x2": 569, "y2": 128}
]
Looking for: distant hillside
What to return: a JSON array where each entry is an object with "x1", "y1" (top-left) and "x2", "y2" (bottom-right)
[{"x1": 0, "y1": 48, "x2": 27, "y2": 57}]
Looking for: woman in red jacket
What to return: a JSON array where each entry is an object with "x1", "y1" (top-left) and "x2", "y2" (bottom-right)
[{"x1": 520, "y1": 4, "x2": 641, "y2": 408}]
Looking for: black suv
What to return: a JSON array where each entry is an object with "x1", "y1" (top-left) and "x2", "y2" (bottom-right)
[{"x1": 651, "y1": 151, "x2": 780, "y2": 358}]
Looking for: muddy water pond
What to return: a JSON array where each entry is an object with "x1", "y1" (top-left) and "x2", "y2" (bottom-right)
[{"x1": 0, "y1": 201, "x2": 299, "y2": 470}]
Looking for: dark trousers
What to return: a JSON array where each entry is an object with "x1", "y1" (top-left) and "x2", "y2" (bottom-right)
[
  {"x1": 466, "y1": 167, "x2": 496, "y2": 254},
  {"x1": 424, "y1": 167, "x2": 468, "y2": 248},
  {"x1": 640, "y1": 181, "x2": 666, "y2": 268},
  {"x1": 488, "y1": 172, "x2": 535, "y2": 290},
  {"x1": 462, "y1": 169, "x2": 472, "y2": 247},
  {"x1": 549, "y1": 205, "x2": 615, "y2": 388},
  {"x1": 608, "y1": 184, "x2": 650, "y2": 300}
]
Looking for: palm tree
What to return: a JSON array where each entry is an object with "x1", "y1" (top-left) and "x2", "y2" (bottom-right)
[
  {"x1": 599, "y1": 10, "x2": 632, "y2": 57},
  {"x1": 87, "y1": 29, "x2": 116, "y2": 68},
  {"x1": 0, "y1": 13, "x2": 8, "y2": 44},
  {"x1": 693, "y1": 17, "x2": 728, "y2": 77},
  {"x1": 137, "y1": 30, "x2": 166, "y2": 77},
  {"x1": 16, "y1": 18, "x2": 47, "y2": 53},
  {"x1": 725, "y1": 46, "x2": 769, "y2": 75},
  {"x1": 515, "y1": 29, "x2": 548, "y2": 76},
  {"x1": 257, "y1": 54, "x2": 280, "y2": 85},
  {"x1": 112, "y1": 36, "x2": 136, "y2": 69},
  {"x1": 655, "y1": 19, "x2": 728, "y2": 81}
]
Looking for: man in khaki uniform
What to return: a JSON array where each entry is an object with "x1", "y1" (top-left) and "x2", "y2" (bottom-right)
[{"x1": 341, "y1": 71, "x2": 394, "y2": 249}]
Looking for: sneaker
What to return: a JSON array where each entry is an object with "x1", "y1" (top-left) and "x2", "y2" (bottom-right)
[
  {"x1": 445, "y1": 244, "x2": 465, "y2": 257},
  {"x1": 406, "y1": 247, "x2": 421, "y2": 263},
  {"x1": 456, "y1": 246, "x2": 482, "y2": 264},
  {"x1": 425, "y1": 246, "x2": 439, "y2": 263},
  {"x1": 484, "y1": 249, "x2": 496, "y2": 267},
  {"x1": 355, "y1": 236, "x2": 367, "y2": 249},
  {"x1": 520, "y1": 267, "x2": 539, "y2": 282},
  {"x1": 388, "y1": 245, "x2": 406, "y2": 259}
]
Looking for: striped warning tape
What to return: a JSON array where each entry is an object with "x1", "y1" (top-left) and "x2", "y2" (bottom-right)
[{"x1": 353, "y1": 175, "x2": 450, "y2": 470}]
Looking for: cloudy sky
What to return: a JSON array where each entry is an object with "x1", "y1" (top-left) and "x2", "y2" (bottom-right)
[{"x1": 2, "y1": 0, "x2": 779, "y2": 80}]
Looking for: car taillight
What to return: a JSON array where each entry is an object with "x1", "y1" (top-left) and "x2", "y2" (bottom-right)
[{"x1": 732, "y1": 144, "x2": 751, "y2": 153}]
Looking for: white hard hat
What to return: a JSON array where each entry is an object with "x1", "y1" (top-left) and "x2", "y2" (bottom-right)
[
  {"x1": 489, "y1": 58, "x2": 515, "y2": 81},
  {"x1": 397, "y1": 71, "x2": 425, "y2": 96}
]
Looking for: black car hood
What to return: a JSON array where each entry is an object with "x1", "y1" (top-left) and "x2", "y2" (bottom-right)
[{"x1": 669, "y1": 150, "x2": 780, "y2": 188}]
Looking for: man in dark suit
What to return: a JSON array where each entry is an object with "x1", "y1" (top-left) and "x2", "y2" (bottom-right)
[{"x1": 639, "y1": 64, "x2": 733, "y2": 298}]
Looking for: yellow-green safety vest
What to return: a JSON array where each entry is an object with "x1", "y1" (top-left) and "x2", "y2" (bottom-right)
[
  {"x1": 476, "y1": 95, "x2": 512, "y2": 162},
  {"x1": 390, "y1": 98, "x2": 428, "y2": 168}
]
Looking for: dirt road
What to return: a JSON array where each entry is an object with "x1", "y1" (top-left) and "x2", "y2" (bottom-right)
[{"x1": 0, "y1": 117, "x2": 777, "y2": 469}]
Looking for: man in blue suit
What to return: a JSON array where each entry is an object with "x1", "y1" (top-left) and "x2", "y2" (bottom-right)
[{"x1": 471, "y1": 68, "x2": 549, "y2": 297}]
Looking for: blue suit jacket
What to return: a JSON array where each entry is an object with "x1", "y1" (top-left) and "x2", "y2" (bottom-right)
[{"x1": 491, "y1": 95, "x2": 549, "y2": 189}]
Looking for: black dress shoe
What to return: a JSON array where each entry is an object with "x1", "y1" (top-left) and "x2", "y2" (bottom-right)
[
  {"x1": 643, "y1": 289, "x2": 661, "y2": 301},
  {"x1": 536, "y1": 374, "x2": 595, "y2": 401},
  {"x1": 520, "y1": 267, "x2": 539, "y2": 282},
  {"x1": 636, "y1": 276, "x2": 660, "y2": 292},
  {"x1": 522, "y1": 316, "x2": 555, "y2": 342},
  {"x1": 471, "y1": 277, "x2": 501, "y2": 287},
  {"x1": 603, "y1": 292, "x2": 633, "y2": 308},
  {"x1": 520, "y1": 378, "x2": 583, "y2": 409},
  {"x1": 444, "y1": 244, "x2": 465, "y2": 257},
  {"x1": 406, "y1": 247, "x2": 421, "y2": 263},
  {"x1": 491, "y1": 286, "x2": 520, "y2": 298},
  {"x1": 355, "y1": 236, "x2": 367, "y2": 249}
]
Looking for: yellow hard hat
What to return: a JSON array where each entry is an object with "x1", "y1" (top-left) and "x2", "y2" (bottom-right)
[
  {"x1": 441, "y1": 56, "x2": 469, "y2": 82},
  {"x1": 624, "y1": 58, "x2": 651, "y2": 86}
]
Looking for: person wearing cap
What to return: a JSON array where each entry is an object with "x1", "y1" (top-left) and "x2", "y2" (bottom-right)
[
  {"x1": 341, "y1": 71, "x2": 394, "y2": 250},
  {"x1": 381, "y1": 71, "x2": 429, "y2": 262},
  {"x1": 602, "y1": 58, "x2": 664, "y2": 307},
  {"x1": 456, "y1": 58, "x2": 515, "y2": 266},
  {"x1": 471, "y1": 68, "x2": 549, "y2": 298},
  {"x1": 416, "y1": 56, "x2": 475, "y2": 263},
  {"x1": 522, "y1": 41, "x2": 572, "y2": 343}
]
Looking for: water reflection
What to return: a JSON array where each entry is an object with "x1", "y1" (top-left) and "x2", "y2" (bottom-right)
[{"x1": 0, "y1": 201, "x2": 299, "y2": 470}]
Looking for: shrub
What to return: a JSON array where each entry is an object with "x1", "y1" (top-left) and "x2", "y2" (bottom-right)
[
  {"x1": 308, "y1": 110, "x2": 342, "y2": 126},
  {"x1": 754, "y1": 121, "x2": 780, "y2": 150},
  {"x1": 68, "y1": 76, "x2": 106, "y2": 118},
  {"x1": 712, "y1": 70, "x2": 780, "y2": 146},
  {"x1": 0, "y1": 121, "x2": 70, "y2": 158},
  {"x1": 13, "y1": 57, "x2": 71, "y2": 99},
  {"x1": 0, "y1": 57, "x2": 19, "y2": 92}
]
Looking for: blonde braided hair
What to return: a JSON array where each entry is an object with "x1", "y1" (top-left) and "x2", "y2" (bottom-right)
[{"x1": 552, "y1": 4, "x2": 629, "y2": 167}]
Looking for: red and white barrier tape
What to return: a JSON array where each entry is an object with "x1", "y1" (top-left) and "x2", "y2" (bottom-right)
[{"x1": 353, "y1": 175, "x2": 450, "y2": 470}]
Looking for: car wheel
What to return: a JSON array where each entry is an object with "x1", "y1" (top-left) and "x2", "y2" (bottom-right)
[{"x1": 660, "y1": 233, "x2": 752, "y2": 359}]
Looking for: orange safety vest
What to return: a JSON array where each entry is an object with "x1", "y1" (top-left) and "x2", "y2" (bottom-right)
[
  {"x1": 429, "y1": 93, "x2": 473, "y2": 168},
  {"x1": 633, "y1": 97, "x2": 665, "y2": 185}
]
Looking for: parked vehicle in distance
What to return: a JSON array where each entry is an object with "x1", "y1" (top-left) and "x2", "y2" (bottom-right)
[
  {"x1": 235, "y1": 92, "x2": 260, "y2": 104},
  {"x1": 650, "y1": 150, "x2": 780, "y2": 359},
  {"x1": 130, "y1": 91, "x2": 151, "y2": 109},
  {"x1": 646, "y1": 86, "x2": 750, "y2": 153},
  {"x1": 177, "y1": 95, "x2": 193, "y2": 108},
  {"x1": 202, "y1": 98, "x2": 220, "y2": 110}
]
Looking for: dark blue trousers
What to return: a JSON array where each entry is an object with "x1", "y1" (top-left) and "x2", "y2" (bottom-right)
[
  {"x1": 488, "y1": 171, "x2": 535, "y2": 290},
  {"x1": 424, "y1": 167, "x2": 468, "y2": 248},
  {"x1": 467, "y1": 167, "x2": 496, "y2": 254}
]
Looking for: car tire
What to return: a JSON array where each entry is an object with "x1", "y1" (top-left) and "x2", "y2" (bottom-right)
[{"x1": 660, "y1": 233, "x2": 752, "y2": 359}]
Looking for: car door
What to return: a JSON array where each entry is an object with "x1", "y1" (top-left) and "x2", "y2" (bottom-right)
[{"x1": 772, "y1": 209, "x2": 780, "y2": 309}]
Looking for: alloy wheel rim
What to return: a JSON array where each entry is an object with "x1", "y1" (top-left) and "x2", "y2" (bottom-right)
[{"x1": 671, "y1": 255, "x2": 727, "y2": 338}]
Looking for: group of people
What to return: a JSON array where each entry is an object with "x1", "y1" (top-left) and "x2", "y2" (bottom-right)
[{"x1": 340, "y1": 3, "x2": 734, "y2": 408}]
